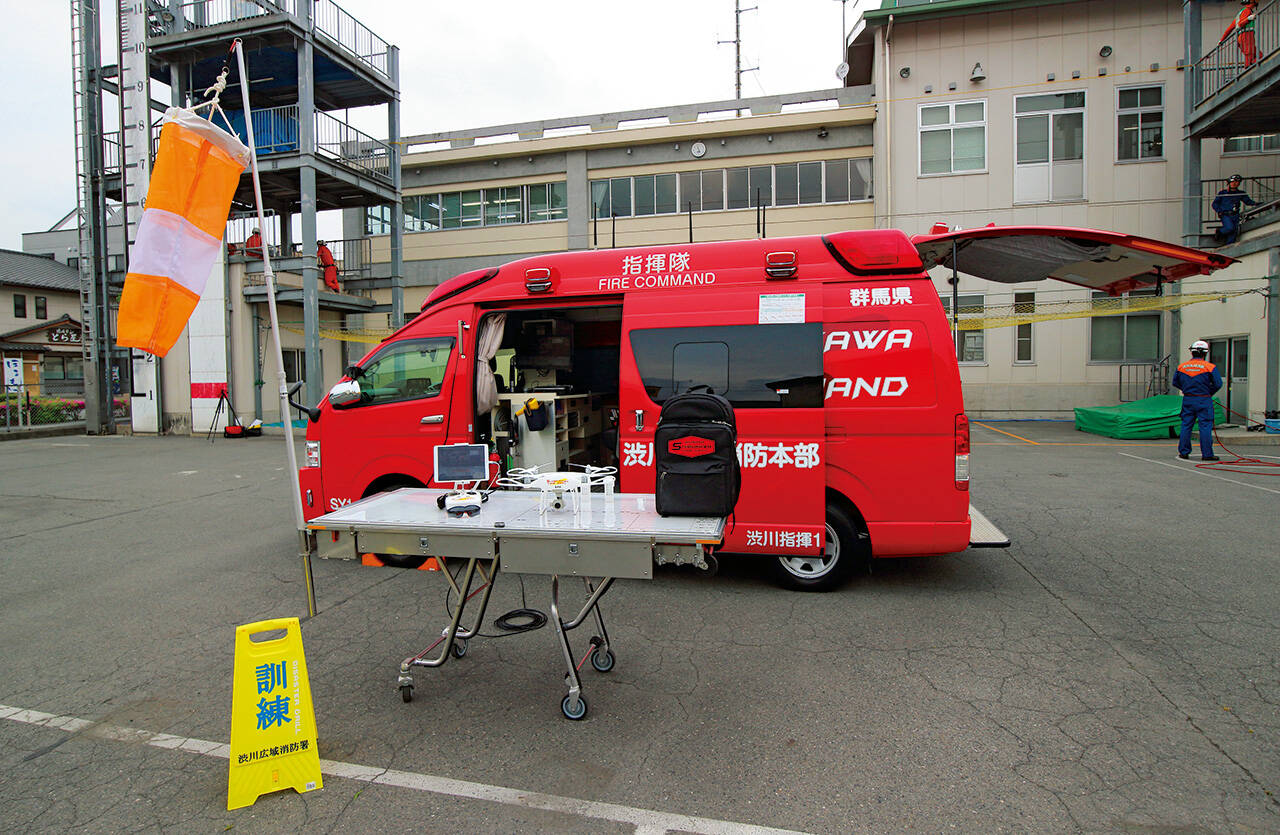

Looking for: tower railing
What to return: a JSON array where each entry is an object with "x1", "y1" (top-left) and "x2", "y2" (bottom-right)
[
  {"x1": 313, "y1": 0, "x2": 391, "y2": 78},
  {"x1": 315, "y1": 110, "x2": 392, "y2": 182},
  {"x1": 1199, "y1": 175, "x2": 1280, "y2": 233},
  {"x1": 1194, "y1": 0, "x2": 1280, "y2": 106},
  {"x1": 174, "y1": 0, "x2": 297, "y2": 30},
  {"x1": 170, "y1": 0, "x2": 389, "y2": 80}
]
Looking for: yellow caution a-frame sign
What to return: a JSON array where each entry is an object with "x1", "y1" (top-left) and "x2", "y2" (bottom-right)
[{"x1": 228, "y1": 618, "x2": 322, "y2": 810}]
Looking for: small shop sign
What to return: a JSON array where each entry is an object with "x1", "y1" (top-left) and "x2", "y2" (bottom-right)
[{"x1": 48, "y1": 326, "x2": 81, "y2": 344}]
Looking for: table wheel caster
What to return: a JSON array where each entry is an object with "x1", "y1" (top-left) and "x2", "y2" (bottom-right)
[
  {"x1": 590, "y1": 647, "x2": 615, "y2": 673},
  {"x1": 561, "y1": 694, "x2": 587, "y2": 720}
]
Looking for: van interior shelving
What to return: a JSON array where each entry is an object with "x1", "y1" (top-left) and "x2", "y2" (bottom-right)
[{"x1": 482, "y1": 305, "x2": 622, "y2": 473}]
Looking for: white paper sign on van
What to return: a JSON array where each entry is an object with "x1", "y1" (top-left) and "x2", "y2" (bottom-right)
[{"x1": 598, "y1": 252, "x2": 716, "y2": 291}]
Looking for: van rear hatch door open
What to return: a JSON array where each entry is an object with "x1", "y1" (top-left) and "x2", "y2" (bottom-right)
[{"x1": 912, "y1": 226, "x2": 1234, "y2": 294}]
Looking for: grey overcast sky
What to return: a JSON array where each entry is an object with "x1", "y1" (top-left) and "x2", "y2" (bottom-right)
[{"x1": 0, "y1": 0, "x2": 874, "y2": 250}]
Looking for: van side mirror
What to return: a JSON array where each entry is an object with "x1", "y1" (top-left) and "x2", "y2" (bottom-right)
[
  {"x1": 344, "y1": 364, "x2": 365, "y2": 379},
  {"x1": 328, "y1": 379, "x2": 363, "y2": 407}
]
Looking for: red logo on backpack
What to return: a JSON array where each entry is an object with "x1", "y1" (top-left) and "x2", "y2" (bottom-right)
[{"x1": 668, "y1": 436, "x2": 715, "y2": 457}]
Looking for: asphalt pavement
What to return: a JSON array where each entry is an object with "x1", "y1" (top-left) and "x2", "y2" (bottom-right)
[{"x1": 0, "y1": 424, "x2": 1276, "y2": 833}]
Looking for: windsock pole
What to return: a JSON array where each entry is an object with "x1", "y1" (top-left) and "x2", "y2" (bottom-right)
[{"x1": 231, "y1": 38, "x2": 317, "y2": 617}]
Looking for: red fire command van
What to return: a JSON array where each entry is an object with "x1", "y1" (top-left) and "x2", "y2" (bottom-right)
[{"x1": 298, "y1": 226, "x2": 1228, "y2": 590}]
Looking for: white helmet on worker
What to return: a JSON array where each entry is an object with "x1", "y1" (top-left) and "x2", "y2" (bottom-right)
[{"x1": 1190, "y1": 339, "x2": 1209, "y2": 356}]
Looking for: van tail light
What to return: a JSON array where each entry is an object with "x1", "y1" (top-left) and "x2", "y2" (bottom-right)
[
  {"x1": 954, "y1": 414, "x2": 970, "y2": 491},
  {"x1": 305, "y1": 441, "x2": 321, "y2": 468}
]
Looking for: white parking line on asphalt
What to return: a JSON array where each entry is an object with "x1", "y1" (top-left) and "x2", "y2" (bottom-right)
[
  {"x1": 1117, "y1": 453, "x2": 1280, "y2": 495},
  {"x1": 0, "y1": 703, "x2": 810, "y2": 835}
]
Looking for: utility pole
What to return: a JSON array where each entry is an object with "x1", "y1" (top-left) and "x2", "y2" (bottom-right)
[
  {"x1": 835, "y1": 0, "x2": 849, "y2": 64},
  {"x1": 718, "y1": 0, "x2": 757, "y2": 115}
]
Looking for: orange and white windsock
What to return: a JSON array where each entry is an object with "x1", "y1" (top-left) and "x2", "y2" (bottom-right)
[{"x1": 117, "y1": 107, "x2": 250, "y2": 358}]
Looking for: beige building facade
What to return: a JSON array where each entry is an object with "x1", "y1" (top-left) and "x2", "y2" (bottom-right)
[
  {"x1": 345, "y1": 88, "x2": 878, "y2": 317},
  {"x1": 853, "y1": 0, "x2": 1279, "y2": 419}
]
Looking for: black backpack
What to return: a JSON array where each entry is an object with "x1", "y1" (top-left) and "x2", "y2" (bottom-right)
[{"x1": 654, "y1": 388, "x2": 742, "y2": 517}]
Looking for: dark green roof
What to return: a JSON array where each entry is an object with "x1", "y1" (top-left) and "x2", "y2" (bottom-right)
[{"x1": 864, "y1": 0, "x2": 1085, "y2": 25}]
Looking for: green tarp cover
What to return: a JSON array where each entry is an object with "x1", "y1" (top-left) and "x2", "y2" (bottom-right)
[{"x1": 1074, "y1": 394, "x2": 1225, "y2": 439}]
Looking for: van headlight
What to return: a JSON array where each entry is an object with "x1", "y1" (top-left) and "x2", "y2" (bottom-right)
[{"x1": 305, "y1": 441, "x2": 320, "y2": 468}]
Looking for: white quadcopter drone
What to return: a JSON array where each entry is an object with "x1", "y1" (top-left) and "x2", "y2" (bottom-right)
[{"x1": 495, "y1": 463, "x2": 618, "y2": 515}]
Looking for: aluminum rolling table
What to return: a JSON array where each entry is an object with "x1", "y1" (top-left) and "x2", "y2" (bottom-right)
[{"x1": 307, "y1": 488, "x2": 725, "y2": 719}]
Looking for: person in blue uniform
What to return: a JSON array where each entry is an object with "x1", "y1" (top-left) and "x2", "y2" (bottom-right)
[
  {"x1": 1172, "y1": 340, "x2": 1223, "y2": 461},
  {"x1": 1212, "y1": 175, "x2": 1256, "y2": 244}
]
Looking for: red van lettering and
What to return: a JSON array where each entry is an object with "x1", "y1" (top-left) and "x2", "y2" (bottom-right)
[
  {"x1": 823, "y1": 329, "x2": 914, "y2": 352},
  {"x1": 824, "y1": 376, "x2": 910, "y2": 400}
]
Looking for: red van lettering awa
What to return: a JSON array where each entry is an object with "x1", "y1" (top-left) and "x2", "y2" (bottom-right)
[{"x1": 299, "y1": 225, "x2": 1231, "y2": 590}]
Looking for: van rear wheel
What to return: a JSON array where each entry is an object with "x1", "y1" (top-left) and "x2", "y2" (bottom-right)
[{"x1": 772, "y1": 504, "x2": 863, "y2": 592}]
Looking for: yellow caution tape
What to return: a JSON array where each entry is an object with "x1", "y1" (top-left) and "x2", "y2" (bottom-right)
[{"x1": 949, "y1": 291, "x2": 1250, "y2": 331}]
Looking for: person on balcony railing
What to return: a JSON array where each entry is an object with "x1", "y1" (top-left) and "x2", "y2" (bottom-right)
[
  {"x1": 244, "y1": 226, "x2": 264, "y2": 259},
  {"x1": 1213, "y1": 174, "x2": 1257, "y2": 244},
  {"x1": 317, "y1": 240, "x2": 340, "y2": 292},
  {"x1": 1221, "y1": 0, "x2": 1259, "y2": 69}
]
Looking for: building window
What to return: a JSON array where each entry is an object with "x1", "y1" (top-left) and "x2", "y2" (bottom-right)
[
  {"x1": 1014, "y1": 292, "x2": 1034, "y2": 363},
  {"x1": 403, "y1": 195, "x2": 441, "y2": 231},
  {"x1": 824, "y1": 158, "x2": 873, "y2": 202},
  {"x1": 774, "y1": 161, "x2": 823, "y2": 205},
  {"x1": 399, "y1": 183, "x2": 570, "y2": 232},
  {"x1": 677, "y1": 171, "x2": 701, "y2": 212},
  {"x1": 1015, "y1": 91, "x2": 1085, "y2": 203},
  {"x1": 13, "y1": 294, "x2": 25, "y2": 318},
  {"x1": 1090, "y1": 289, "x2": 1160, "y2": 362},
  {"x1": 940, "y1": 294, "x2": 985, "y2": 363},
  {"x1": 484, "y1": 186, "x2": 523, "y2": 226},
  {"x1": 366, "y1": 205, "x2": 392, "y2": 235},
  {"x1": 918, "y1": 100, "x2": 986, "y2": 176},
  {"x1": 43, "y1": 356, "x2": 84, "y2": 381},
  {"x1": 701, "y1": 169, "x2": 726, "y2": 210},
  {"x1": 35, "y1": 297, "x2": 47, "y2": 320},
  {"x1": 610, "y1": 177, "x2": 632, "y2": 218},
  {"x1": 1117, "y1": 85, "x2": 1163, "y2": 161},
  {"x1": 527, "y1": 182, "x2": 568, "y2": 222},
  {"x1": 1224, "y1": 133, "x2": 1280, "y2": 153},
  {"x1": 592, "y1": 160, "x2": 870, "y2": 221},
  {"x1": 67, "y1": 256, "x2": 80, "y2": 269}
]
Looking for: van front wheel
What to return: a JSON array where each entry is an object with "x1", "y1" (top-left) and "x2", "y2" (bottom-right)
[{"x1": 772, "y1": 504, "x2": 863, "y2": 592}]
